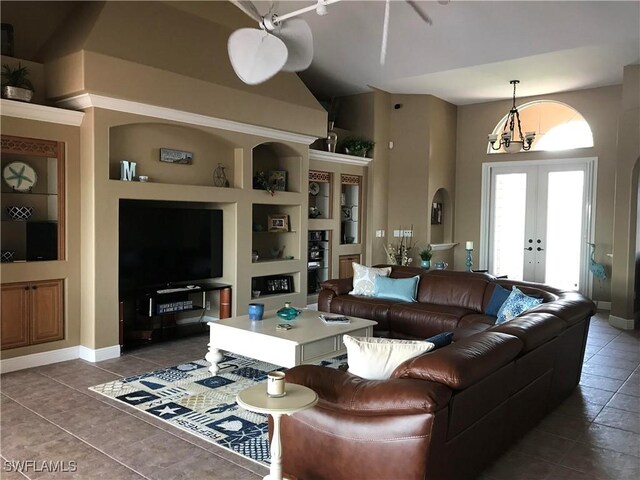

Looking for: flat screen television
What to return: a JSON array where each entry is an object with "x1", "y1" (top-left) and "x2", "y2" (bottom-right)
[{"x1": 119, "y1": 200, "x2": 223, "y2": 293}]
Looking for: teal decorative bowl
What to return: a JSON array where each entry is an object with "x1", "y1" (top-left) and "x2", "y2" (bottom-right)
[{"x1": 277, "y1": 302, "x2": 301, "y2": 321}]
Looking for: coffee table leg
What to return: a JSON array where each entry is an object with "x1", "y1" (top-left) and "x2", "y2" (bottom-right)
[
  {"x1": 206, "y1": 345, "x2": 224, "y2": 375},
  {"x1": 266, "y1": 413, "x2": 283, "y2": 480}
]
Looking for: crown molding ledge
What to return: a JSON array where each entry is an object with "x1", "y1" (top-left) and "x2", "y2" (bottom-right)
[
  {"x1": 309, "y1": 149, "x2": 372, "y2": 166},
  {"x1": 1, "y1": 99, "x2": 84, "y2": 126},
  {"x1": 57, "y1": 93, "x2": 317, "y2": 145}
]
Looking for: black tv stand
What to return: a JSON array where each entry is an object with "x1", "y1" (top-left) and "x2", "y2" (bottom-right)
[{"x1": 119, "y1": 282, "x2": 232, "y2": 350}]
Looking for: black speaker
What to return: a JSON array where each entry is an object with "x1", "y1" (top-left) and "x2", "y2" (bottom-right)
[{"x1": 27, "y1": 222, "x2": 57, "y2": 261}]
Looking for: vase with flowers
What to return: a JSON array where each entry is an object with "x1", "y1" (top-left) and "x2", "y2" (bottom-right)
[{"x1": 383, "y1": 226, "x2": 415, "y2": 266}]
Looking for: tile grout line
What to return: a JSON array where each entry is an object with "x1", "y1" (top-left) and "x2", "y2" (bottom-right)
[
  {"x1": 1, "y1": 454, "x2": 31, "y2": 479},
  {"x1": 33, "y1": 366, "x2": 267, "y2": 476},
  {"x1": 0, "y1": 390, "x2": 152, "y2": 480}
]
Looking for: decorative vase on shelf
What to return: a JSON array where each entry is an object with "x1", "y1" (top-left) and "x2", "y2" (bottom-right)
[
  {"x1": 420, "y1": 260, "x2": 431, "y2": 269},
  {"x1": 326, "y1": 121, "x2": 338, "y2": 153},
  {"x1": 276, "y1": 302, "x2": 301, "y2": 321}
]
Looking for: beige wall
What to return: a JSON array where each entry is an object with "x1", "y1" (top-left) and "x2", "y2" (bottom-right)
[
  {"x1": 455, "y1": 85, "x2": 622, "y2": 301},
  {"x1": 0, "y1": 118, "x2": 81, "y2": 360},
  {"x1": 611, "y1": 65, "x2": 640, "y2": 323}
]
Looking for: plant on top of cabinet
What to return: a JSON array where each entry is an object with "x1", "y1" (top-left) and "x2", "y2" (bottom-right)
[
  {"x1": 341, "y1": 137, "x2": 374, "y2": 157},
  {"x1": 1, "y1": 63, "x2": 34, "y2": 102}
]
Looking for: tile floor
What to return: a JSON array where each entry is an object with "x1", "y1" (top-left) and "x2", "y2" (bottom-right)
[{"x1": 1, "y1": 312, "x2": 638, "y2": 479}]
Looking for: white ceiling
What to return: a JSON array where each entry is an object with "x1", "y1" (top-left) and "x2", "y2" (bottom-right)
[{"x1": 247, "y1": 0, "x2": 640, "y2": 105}]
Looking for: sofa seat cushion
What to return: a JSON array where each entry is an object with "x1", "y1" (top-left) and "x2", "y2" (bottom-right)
[
  {"x1": 389, "y1": 303, "x2": 474, "y2": 338},
  {"x1": 458, "y1": 313, "x2": 497, "y2": 328}
]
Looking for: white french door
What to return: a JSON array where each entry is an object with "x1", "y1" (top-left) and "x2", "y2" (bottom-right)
[{"x1": 480, "y1": 158, "x2": 596, "y2": 294}]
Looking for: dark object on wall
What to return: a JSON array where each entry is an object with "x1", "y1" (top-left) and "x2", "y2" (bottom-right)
[
  {"x1": 431, "y1": 202, "x2": 443, "y2": 225},
  {"x1": 27, "y1": 222, "x2": 57, "y2": 261},
  {"x1": 1, "y1": 24, "x2": 14, "y2": 57}
]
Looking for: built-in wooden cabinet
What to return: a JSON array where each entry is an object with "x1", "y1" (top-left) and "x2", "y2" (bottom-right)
[
  {"x1": 339, "y1": 254, "x2": 360, "y2": 279},
  {"x1": 1, "y1": 279, "x2": 64, "y2": 349}
]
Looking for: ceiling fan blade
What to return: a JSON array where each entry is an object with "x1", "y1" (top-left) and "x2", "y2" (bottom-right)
[
  {"x1": 230, "y1": 0, "x2": 263, "y2": 23},
  {"x1": 380, "y1": 0, "x2": 390, "y2": 65},
  {"x1": 277, "y1": 18, "x2": 313, "y2": 72},
  {"x1": 405, "y1": 0, "x2": 433, "y2": 25},
  {"x1": 228, "y1": 28, "x2": 288, "y2": 85}
]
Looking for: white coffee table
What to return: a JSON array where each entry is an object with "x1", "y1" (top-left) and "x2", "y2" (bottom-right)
[
  {"x1": 206, "y1": 309, "x2": 376, "y2": 374},
  {"x1": 237, "y1": 383, "x2": 318, "y2": 480}
]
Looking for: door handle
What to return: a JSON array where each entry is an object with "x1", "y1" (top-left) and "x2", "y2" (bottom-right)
[
  {"x1": 537, "y1": 247, "x2": 544, "y2": 251},
  {"x1": 524, "y1": 247, "x2": 533, "y2": 251}
]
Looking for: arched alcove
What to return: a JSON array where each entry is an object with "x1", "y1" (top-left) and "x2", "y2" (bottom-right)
[
  {"x1": 488, "y1": 100, "x2": 593, "y2": 154},
  {"x1": 430, "y1": 188, "x2": 452, "y2": 244},
  {"x1": 252, "y1": 142, "x2": 302, "y2": 193},
  {"x1": 109, "y1": 123, "x2": 235, "y2": 186}
]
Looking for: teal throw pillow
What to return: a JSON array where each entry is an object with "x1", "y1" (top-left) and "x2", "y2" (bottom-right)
[
  {"x1": 485, "y1": 284, "x2": 511, "y2": 316},
  {"x1": 495, "y1": 286, "x2": 543, "y2": 324},
  {"x1": 373, "y1": 275, "x2": 420, "y2": 302}
]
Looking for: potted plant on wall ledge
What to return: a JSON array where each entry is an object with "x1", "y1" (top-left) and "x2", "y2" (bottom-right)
[
  {"x1": 341, "y1": 137, "x2": 375, "y2": 157},
  {"x1": 1, "y1": 63, "x2": 34, "y2": 103},
  {"x1": 419, "y1": 244, "x2": 433, "y2": 269}
]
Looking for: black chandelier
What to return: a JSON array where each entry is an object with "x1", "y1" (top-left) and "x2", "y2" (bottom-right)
[{"x1": 488, "y1": 80, "x2": 536, "y2": 153}]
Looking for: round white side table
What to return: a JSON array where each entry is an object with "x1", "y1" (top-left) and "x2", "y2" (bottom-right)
[{"x1": 237, "y1": 383, "x2": 318, "y2": 480}]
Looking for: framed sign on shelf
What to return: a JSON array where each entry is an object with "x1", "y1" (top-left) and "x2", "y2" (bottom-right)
[
  {"x1": 268, "y1": 214, "x2": 290, "y2": 232},
  {"x1": 265, "y1": 275, "x2": 293, "y2": 294},
  {"x1": 268, "y1": 170, "x2": 287, "y2": 191}
]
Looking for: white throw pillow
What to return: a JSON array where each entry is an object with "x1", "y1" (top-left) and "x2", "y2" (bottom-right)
[
  {"x1": 349, "y1": 263, "x2": 392, "y2": 296},
  {"x1": 343, "y1": 335, "x2": 435, "y2": 380}
]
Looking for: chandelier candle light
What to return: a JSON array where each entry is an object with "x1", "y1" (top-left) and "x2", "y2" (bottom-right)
[
  {"x1": 488, "y1": 80, "x2": 536, "y2": 153},
  {"x1": 465, "y1": 241, "x2": 474, "y2": 272}
]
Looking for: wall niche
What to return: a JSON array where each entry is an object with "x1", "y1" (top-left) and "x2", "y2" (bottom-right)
[
  {"x1": 109, "y1": 123, "x2": 236, "y2": 187},
  {"x1": 430, "y1": 187, "x2": 452, "y2": 245}
]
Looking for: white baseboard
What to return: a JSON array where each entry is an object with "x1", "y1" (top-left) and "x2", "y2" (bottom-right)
[
  {"x1": 1, "y1": 344, "x2": 121, "y2": 374},
  {"x1": 609, "y1": 315, "x2": 636, "y2": 330},
  {"x1": 79, "y1": 345, "x2": 121, "y2": 362},
  {"x1": 0, "y1": 346, "x2": 80, "y2": 374},
  {"x1": 596, "y1": 301, "x2": 611, "y2": 310}
]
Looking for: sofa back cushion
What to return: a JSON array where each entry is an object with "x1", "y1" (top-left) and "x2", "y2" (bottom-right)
[{"x1": 416, "y1": 271, "x2": 493, "y2": 313}]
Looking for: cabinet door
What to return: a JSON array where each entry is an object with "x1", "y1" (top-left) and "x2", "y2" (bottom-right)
[
  {"x1": 1, "y1": 283, "x2": 30, "y2": 349},
  {"x1": 338, "y1": 254, "x2": 360, "y2": 279},
  {"x1": 30, "y1": 279, "x2": 64, "y2": 344}
]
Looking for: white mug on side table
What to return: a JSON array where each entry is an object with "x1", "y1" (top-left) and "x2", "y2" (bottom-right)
[{"x1": 237, "y1": 381, "x2": 318, "y2": 480}]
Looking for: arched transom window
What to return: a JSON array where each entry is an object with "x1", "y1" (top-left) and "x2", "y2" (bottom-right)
[{"x1": 488, "y1": 100, "x2": 594, "y2": 153}]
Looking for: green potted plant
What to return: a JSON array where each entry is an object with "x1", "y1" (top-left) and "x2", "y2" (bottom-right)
[
  {"x1": 419, "y1": 244, "x2": 433, "y2": 269},
  {"x1": 341, "y1": 137, "x2": 374, "y2": 157},
  {"x1": 1, "y1": 63, "x2": 34, "y2": 102}
]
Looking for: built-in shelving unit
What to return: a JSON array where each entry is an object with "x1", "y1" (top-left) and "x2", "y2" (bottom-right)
[
  {"x1": 340, "y1": 174, "x2": 361, "y2": 245},
  {"x1": 308, "y1": 230, "x2": 331, "y2": 297},
  {"x1": 1, "y1": 136, "x2": 65, "y2": 263}
]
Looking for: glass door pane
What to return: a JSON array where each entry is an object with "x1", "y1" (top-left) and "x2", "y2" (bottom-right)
[
  {"x1": 542, "y1": 170, "x2": 584, "y2": 290},
  {"x1": 491, "y1": 173, "x2": 528, "y2": 280}
]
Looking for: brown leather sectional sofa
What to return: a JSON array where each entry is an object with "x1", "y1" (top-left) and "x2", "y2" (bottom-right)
[{"x1": 275, "y1": 267, "x2": 596, "y2": 480}]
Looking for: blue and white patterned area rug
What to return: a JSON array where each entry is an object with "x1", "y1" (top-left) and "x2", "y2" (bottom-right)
[{"x1": 89, "y1": 353, "x2": 344, "y2": 466}]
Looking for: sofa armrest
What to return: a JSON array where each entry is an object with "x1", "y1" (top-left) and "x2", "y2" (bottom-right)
[
  {"x1": 286, "y1": 364, "x2": 452, "y2": 414},
  {"x1": 318, "y1": 278, "x2": 353, "y2": 312},
  {"x1": 392, "y1": 332, "x2": 523, "y2": 389},
  {"x1": 321, "y1": 277, "x2": 353, "y2": 296}
]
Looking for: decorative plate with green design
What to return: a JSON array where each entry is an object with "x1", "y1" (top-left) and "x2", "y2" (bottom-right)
[{"x1": 3, "y1": 161, "x2": 37, "y2": 191}]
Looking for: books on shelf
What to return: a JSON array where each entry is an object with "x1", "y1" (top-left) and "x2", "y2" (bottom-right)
[{"x1": 319, "y1": 314, "x2": 351, "y2": 325}]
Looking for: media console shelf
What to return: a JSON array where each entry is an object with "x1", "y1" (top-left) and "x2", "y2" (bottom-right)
[{"x1": 120, "y1": 282, "x2": 232, "y2": 350}]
